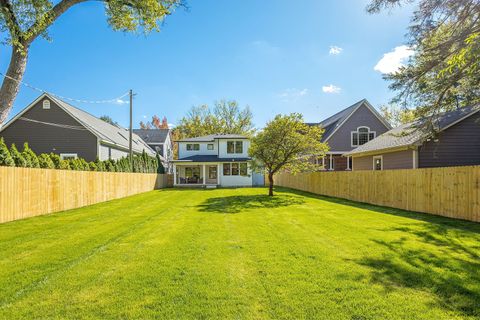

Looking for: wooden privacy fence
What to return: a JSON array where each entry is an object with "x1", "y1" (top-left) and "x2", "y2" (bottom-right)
[
  {"x1": 0, "y1": 166, "x2": 167, "y2": 223},
  {"x1": 274, "y1": 165, "x2": 480, "y2": 223}
]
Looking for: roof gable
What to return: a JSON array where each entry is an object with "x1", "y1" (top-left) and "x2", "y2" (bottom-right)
[
  {"x1": 1, "y1": 93, "x2": 155, "y2": 156},
  {"x1": 133, "y1": 129, "x2": 170, "y2": 144},
  {"x1": 346, "y1": 105, "x2": 480, "y2": 156}
]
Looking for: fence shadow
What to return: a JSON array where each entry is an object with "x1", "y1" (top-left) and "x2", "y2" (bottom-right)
[
  {"x1": 197, "y1": 194, "x2": 305, "y2": 214},
  {"x1": 354, "y1": 231, "x2": 480, "y2": 317}
]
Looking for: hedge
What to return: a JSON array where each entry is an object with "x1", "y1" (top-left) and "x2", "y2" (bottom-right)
[{"x1": 0, "y1": 139, "x2": 158, "y2": 173}]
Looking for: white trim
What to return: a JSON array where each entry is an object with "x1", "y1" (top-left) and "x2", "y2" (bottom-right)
[
  {"x1": 412, "y1": 149, "x2": 418, "y2": 169},
  {"x1": 346, "y1": 156, "x2": 351, "y2": 170},
  {"x1": 438, "y1": 108, "x2": 480, "y2": 132},
  {"x1": 372, "y1": 155, "x2": 383, "y2": 171},
  {"x1": 329, "y1": 154, "x2": 334, "y2": 171},
  {"x1": 351, "y1": 126, "x2": 376, "y2": 148},
  {"x1": 0, "y1": 93, "x2": 50, "y2": 132},
  {"x1": 60, "y1": 153, "x2": 78, "y2": 160},
  {"x1": 324, "y1": 99, "x2": 391, "y2": 143},
  {"x1": 42, "y1": 100, "x2": 51, "y2": 109}
]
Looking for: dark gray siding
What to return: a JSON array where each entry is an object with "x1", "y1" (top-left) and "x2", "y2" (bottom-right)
[
  {"x1": 326, "y1": 104, "x2": 390, "y2": 152},
  {"x1": 419, "y1": 112, "x2": 480, "y2": 168},
  {"x1": 0, "y1": 98, "x2": 98, "y2": 161}
]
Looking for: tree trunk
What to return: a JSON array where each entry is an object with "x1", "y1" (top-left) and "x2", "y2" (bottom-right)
[
  {"x1": 0, "y1": 46, "x2": 29, "y2": 126},
  {"x1": 268, "y1": 172, "x2": 274, "y2": 196}
]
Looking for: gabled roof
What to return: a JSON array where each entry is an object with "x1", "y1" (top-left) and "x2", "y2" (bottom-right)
[
  {"x1": 178, "y1": 134, "x2": 248, "y2": 142},
  {"x1": 133, "y1": 129, "x2": 170, "y2": 144},
  {"x1": 308, "y1": 99, "x2": 391, "y2": 142},
  {"x1": 1, "y1": 93, "x2": 155, "y2": 156},
  {"x1": 345, "y1": 105, "x2": 480, "y2": 156}
]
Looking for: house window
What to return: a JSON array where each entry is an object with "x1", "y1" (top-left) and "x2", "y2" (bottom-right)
[
  {"x1": 373, "y1": 156, "x2": 383, "y2": 171},
  {"x1": 223, "y1": 163, "x2": 231, "y2": 176},
  {"x1": 60, "y1": 153, "x2": 77, "y2": 160},
  {"x1": 240, "y1": 163, "x2": 248, "y2": 176},
  {"x1": 207, "y1": 143, "x2": 214, "y2": 150},
  {"x1": 352, "y1": 127, "x2": 376, "y2": 147},
  {"x1": 231, "y1": 163, "x2": 239, "y2": 175},
  {"x1": 186, "y1": 143, "x2": 200, "y2": 151},
  {"x1": 227, "y1": 141, "x2": 243, "y2": 154},
  {"x1": 185, "y1": 166, "x2": 200, "y2": 178},
  {"x1": 43, "y1": 100, "x2": 50, "y2": 109}
]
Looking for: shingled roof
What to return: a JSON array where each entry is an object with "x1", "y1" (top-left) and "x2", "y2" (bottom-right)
[
  {"x1": 133, "y1": 129, "x2": 170, "y2": 144},
  {"x1": 178, "y1": 134, "x2": 248, "y2": 142},
  {"x1": 345, "y1": 106, "x2": 480, "y2": 156},
  {"x1": 307, "y1": 99, "x2": 390, "y2": 141},
  {"x1": 1, "y1": 93, "x2": 155, "y2": 156}
]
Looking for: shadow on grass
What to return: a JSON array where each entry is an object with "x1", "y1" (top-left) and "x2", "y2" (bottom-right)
[
  {"x1": 274, "y1": 187, "x2": 480, "y2": 316},
  {"x1": 197, "y1": 194, "x2": 304, "y2": 214}
]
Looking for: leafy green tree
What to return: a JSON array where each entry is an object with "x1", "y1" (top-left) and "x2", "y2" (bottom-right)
[
  {"x1": 89, "y1": 161, "x2": 98, "y2": 171},
  {"x1": 249, "y1": 113, "x2": 328, "y2": 196},
  {"x1": 0, "y1": 138, "x2": 15, "y2": 167},
  {"x1": 100, "y1": 115, "x2": 119, "y2": 126},
  {"x1": 22, "y1": 143, "x2": 39, "y2": 168},
  {"x1": 368, "y1": 0, "x2": 480, "y2": 131},
  {"x1": 49, "y1": 153, "x2": 61, "y2": 169},
  {"x1": 94, "y1": 157, "x2": 106, "y2": 172},
  {"x1": 10, "y1": 143, "x2": 26, "y2": 167},
  {"x1": 38, "y1": 153, "x2": 55, "y2": 169},
  {"x1": 0, "y1": 0, "x2": 183, "y2": 125},
  {"x1": 175, "y1": 100, "x2": 255, "y2": 139},
  {"x1": 59, "y1": 160, "x2": 70, "y2": 170},
  {"x1": 379, "y1": 104, "x2": 418, "y2": 127}
]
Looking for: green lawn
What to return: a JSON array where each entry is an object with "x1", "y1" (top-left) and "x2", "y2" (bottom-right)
[{"x1": 1, "y1": 188, "x2": 479, "y2": 319}]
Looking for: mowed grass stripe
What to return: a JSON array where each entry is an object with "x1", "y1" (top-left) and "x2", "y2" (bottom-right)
[{"x1": 0, "y1": 187, "x2": 479, "y2": 319}]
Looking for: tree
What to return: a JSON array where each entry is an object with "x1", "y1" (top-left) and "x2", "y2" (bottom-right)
[
  {"x1": 0, "y1": 0, "x2": 183, "y2": 125},
  {"x1": 379, "y1": 104, "x2": 417, "y2": 127},
  {"x1": 368, "y1": 0, "x2": 480, "y2": 131},
  {"x1": 176, "y1": 100, "x2": 255, "y2": 139},
  {"x1": 0, "y1": 137, "x2": 14, "y2": 166},
  {"x1": 22, "y1": 142, "x2": 39, "y2": 168},
  {"x1": 38, "y1": 153, "x2": 55, "y2": 169},
  {"x1": 139, "y1": 115, "x2": 169, "y2": 129},
  {"x1": 100, "y1": 115, "x2": 118, "y2": 126},
  {"x1": 249, "y1": 113, "x2": 328, "y2": 196},
  {"x1": 10, "y1": 143, "x2": 26, "y2": 167}
]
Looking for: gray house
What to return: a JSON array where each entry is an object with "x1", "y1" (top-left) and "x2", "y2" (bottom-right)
[
  {"x1": 133, "y1": 129, "x2": 173, "y2": 173},
  {"x1": 0, "y1": 93, "x2": 155, "y2": 161},
  {"x1": 345, "y1": 106, "x2": 480, "y2": 170},
  {"x1": 308, "y1": 99, "x2": 391, "y2": 170}
]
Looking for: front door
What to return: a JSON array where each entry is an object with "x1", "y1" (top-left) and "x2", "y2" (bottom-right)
[{"x1": 207, "y1": 166, "x2": 217, "y2": 184}]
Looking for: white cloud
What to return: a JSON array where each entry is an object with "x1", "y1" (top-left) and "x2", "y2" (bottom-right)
[
  {"x1": 115, "y1": 99, "x2": 128, "y2": 105},
  {"x1": 329, "y1": 46, "x2": 343, "y2": 55},
  {"x1": 168, "y1": 123, "x2": 175, "y2": 129},
  {"x1": 374, "y1": 45, "x2": 414, "y2": 74},
  {"x1": 322, "y1": 84, "x2": 341, "y2": 94},
  {"x1": 278, "y1": 88, "x2": 308, "y2": 101}
]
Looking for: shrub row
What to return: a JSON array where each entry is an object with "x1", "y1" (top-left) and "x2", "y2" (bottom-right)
[{"x1": 0, "y1": 138, "x2": 160, "y2": 173}]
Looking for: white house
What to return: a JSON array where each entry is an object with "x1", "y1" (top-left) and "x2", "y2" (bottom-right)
[{"x1": 172, "y1": 134, "x2": 254, "y2": 187}]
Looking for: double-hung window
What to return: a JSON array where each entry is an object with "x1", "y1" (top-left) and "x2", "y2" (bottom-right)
[
  {"x1": 223, "y1": 162, "x2": 248, "y2": 176},
  {"x1": 186, "y1": 143, "x2": 200, "y2": 151},
  {"x1": 227, "y1": 141, "x2": 243, "y2": 154}
]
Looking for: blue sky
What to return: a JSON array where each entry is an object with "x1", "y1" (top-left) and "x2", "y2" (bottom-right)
[{"x1": 1, "y1": 0, "x2": 414, "y2": 128}]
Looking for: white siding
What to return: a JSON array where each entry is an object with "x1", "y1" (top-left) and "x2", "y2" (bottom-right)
[
  {"x1": 178, "y1": 141, "x2": 217, "y2": 159},
  {"x1": 218, "y1": 139, "x2": 250, "y2": 159}
]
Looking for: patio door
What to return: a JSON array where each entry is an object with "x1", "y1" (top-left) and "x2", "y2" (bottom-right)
[{"x1": 207, "y1": 166, "x2": 217, "y2": 184}]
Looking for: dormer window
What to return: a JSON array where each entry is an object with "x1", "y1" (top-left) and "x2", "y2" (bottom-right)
[
  {"x1": 352, "y1": 127, "x2": 375, "y2": 147},
  {"x1": 42, "y1": 100, "x2": 50, "y2": 109}
]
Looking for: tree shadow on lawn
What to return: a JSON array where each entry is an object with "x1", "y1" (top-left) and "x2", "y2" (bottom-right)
[
  {"x1": 197, "y1": 194, "x2": 305, "y2": 214},
  {"x1": 275, "y1": 188, "x2": 480, "y2": 316}
]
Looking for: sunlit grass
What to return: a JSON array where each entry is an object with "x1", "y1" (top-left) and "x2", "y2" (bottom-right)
[{"x1": 0, "y1": 187, "x2": 479, "y2": 319}]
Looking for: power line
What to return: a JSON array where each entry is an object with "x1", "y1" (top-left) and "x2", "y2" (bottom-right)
[
  {"x1": 19, "y1": 117, "x2": 88, "y2": 130},
  {"x1": 0, "y1": 72, "x2": 129, "y2": 104}
]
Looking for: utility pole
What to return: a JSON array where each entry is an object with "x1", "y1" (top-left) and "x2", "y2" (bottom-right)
[{"x1": 129, "y1": 89, "x2": 133, "y2": 171}]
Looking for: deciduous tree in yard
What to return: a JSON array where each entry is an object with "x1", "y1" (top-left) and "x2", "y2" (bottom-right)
[
  {"x1": 249, "y1": 113, "x2": 328, "y2": 196},
  {"x1": 0, "y1": 0, "x2": 183, "y2": 125}
]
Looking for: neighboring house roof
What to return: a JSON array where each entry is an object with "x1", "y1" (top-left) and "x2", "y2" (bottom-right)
[
  {"x1": 178, "y1": 134, "x2": 249, "y2": 142},
  {"x1": 133, "y1": 129, "x2": 170, "y2": 144},
  {"x1": 307, "y1": 99, "x2": 391, "y2": 142},
  {"x1": 345, "y1": 105, "x2": 480, "y2": 156},
  {"x1": 172, "y1": 155, "x2": 251, "y2": 162},
  {"x1": 1, "y1": 93, "x2": 155, "y2": 156}
]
